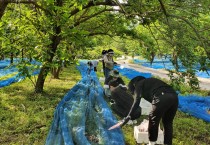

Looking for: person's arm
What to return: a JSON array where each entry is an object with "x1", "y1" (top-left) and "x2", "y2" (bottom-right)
[{"x1": 126, "y1": 87, "x2": 142, "y2": 119}]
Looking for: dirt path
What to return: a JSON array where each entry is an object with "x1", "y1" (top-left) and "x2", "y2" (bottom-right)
[{"x1": 116, "y1": 59, "x2": 210, "y2": 91}]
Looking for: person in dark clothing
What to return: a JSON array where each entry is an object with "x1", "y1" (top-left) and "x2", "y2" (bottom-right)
[
  {"x1": 124, "y1": 77, "x2": 178, "y2": 145},
  {"x1": 101, "y1": 50, "x2": 107, "y2": 76},
  {"x1": 104, "y1": 69, "x2": 125, "y2": 98},
  {"x1": 104, "y1": 70, "x2": 125, "y2": 86},
  {"x1": 104, "y1": 49, "x2": 114, "y2": 81},
  {"x1": 128, "y1": 76, "x2": 146, "y2": 95},
  {"x1": 108, "y1": 80, "x2": 141, "y2": 120}
]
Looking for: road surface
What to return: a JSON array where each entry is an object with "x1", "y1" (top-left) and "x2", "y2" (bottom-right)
[{"x1": 116, "y1": 59, "x2": 210, "y2": 91}]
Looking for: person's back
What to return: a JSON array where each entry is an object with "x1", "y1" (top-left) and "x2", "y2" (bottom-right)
[
  {"x1": 127, "y1": 77, "x2": 178, "y2": 145},
  {"x1": 104, "y1": 69, "x2": 125, "y2": 98},
  {"x1": 135, "y1": 78, "x2": 177, "y2": 102},
  {"x1": 109, "y1": 81, "x2": 141, "y2": 120}
]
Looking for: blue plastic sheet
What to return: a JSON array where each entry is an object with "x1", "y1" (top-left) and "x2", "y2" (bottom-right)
[
  {"x1": 133, "y1": 58, "x2": 210, "y2": 78},
  {"x1": 0, "y1": 59, "x2": 41, "y2": 88},
  {"x1": 114, "y1": 65, "x2": 152, "y2": 79},
  {"x1": 178, "y1": 95, "x2": 210, "y2": 122},
  {"x1": 45, "y1": 60, "x2": 125, "y2": 145}
]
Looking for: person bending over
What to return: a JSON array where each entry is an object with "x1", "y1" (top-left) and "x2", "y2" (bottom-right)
[
  {"x1": 104, "y1": 69, "x2": 125, "y2": 99},
  {"x1": 128, "y1": 76, "x2": 146, "y2": 95},
  {"x1": 124, "y1": 77, "x2": 178, "y2": 145},
  {"x1": 108, "y1": 80, "x2": 141, "y2": 120}
]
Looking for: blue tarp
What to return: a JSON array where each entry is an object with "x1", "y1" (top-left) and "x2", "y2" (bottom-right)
[
  {"x1": 0, "y1": 59, "x2": 41, "y2": 88},
  {"x1": 116, "y1": 64, "x2": 210, "y2": 122},
  {"x1": 114, "y1": 65, "x2": 152, "y2": 79},
  {"x1": 0, "y1": 58, "x2": 19, "y2": 77},
  {"x1": 45, "y1": 60, "x2": 125, "y2": 145},
  {"x1": 133, "y1": 58, "x2": 210, "y2": 78},
  {"x1": 0, "y1": 70, "x2": 40, "y2": 88},
  {"x1": 178, "y1": 95, "x2": 210, "y2": 122}
]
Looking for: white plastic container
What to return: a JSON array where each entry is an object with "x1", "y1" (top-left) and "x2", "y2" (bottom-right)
[
  {"x1": 134, "y1": 126, "x2": 164, "y2": 144},
  {"x1": 140, "y1": 98, "x2": 152, "y2": 115}
]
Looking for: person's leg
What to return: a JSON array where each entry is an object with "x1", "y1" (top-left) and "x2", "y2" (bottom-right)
[
  {"x1": 148, "y1": 95, "x2": 164, "y2": 142},
  {"x1": 162, "y1": 94, "x2": 178, "y2": 145},
  {"x1": 104, "y1": 68, "x2": 110, "y2": 80}
]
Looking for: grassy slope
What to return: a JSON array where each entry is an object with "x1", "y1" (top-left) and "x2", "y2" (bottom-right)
[{"x1": 0, "y1": 63, "x2": 209, "y2": 145}]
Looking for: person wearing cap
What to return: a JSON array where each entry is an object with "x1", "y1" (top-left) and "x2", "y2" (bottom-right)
[
  {"x1": 123, "y1": 77, "x2": 178, "y2": 145},
  {"x1": 104, "y1": 49, "x2": 115, "y2": 81},
  {"x1": 103, "y1": 69, "x2": 125, "y2": 99},
  {"x1": 108, "y1": 79, "x2": 141, "y2": 122}
]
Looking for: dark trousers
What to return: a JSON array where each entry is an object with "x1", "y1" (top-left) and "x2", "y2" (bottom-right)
[
  {"x1": 104, "y1": 67, "x2": 111, "y2": 82},
  {"x1": 148, "y1": 93, "x2": 178, "y2": 145}
]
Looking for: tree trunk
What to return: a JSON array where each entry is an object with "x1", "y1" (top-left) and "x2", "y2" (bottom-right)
[
  {"x1": 34, "y1": 0, "x2": 62, "y2": 93},
  {"x1": 34, "y1": 26, "x2": 61, "y2": 93},
  {"x1": 35, "y1": 66, "x2": 50, "y2": 93},
  {"x1": 0, "y1": 2, "x2": 8, "y2": 19},
  {"x1": 10, "y1": 52, "x2": 14, "y2": 64},
  {"x1": 52, "y1": 66, "x2": 62, "y2": 79},
  {"x1": 21, "y1": 49, "x2": 24, "y2": 60}
]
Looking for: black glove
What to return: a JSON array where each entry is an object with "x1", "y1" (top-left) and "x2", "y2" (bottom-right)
[{"x1": 121, "y1": 116, "x2": 131, "y2": 127}]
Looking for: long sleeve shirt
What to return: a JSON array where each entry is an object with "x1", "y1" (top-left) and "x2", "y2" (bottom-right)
[{"x1": 128, "y1": 78, "x2": 177, "y2": 116}]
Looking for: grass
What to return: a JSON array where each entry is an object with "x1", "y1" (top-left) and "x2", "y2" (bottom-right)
[
  {"x1": 0, "y1": 64, "x2": 81, "y2": 145},
  {"x1": 0, "y1": 63, "x2": 210, "y2": 145}
]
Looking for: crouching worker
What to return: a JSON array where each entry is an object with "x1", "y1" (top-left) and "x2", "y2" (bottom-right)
[
  {"x1": 104, "y1": 70, "x2": 125, "y2": 99},
  {"x1": 108, "y1": 80, "x2": 141, "y2": 121},
  {"x1": 123, "y1": 77, "x2": 178, "y2": 145}
]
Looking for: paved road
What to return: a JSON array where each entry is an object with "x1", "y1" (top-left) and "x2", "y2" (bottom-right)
[{"x1": 116, "y1": 60, "x2": 210, "y2": 91}]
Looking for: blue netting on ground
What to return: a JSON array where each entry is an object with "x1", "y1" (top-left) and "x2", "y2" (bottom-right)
[
  {"x1": 0, "y1": 65, "x2": 18, "y2": 77},
  {"x1": 133, "y1": 58, "x2": 210, "y2": 78},
  {"x1": 114, "y1": 65, "x2": 152, "y2": 79},
  {"x1": 45, "y1": 60, "x2": 125, "y2": 145},
  {"x1": 0, "y1": 59, "x2": 41, "y2": 88},
  {"x1": 115, "y1": 64, "x2": 210, "y2": 122},
  {"x1": 178, "y1": 95, "x2": 210, "y2": 122},
  {"x1": 0, "y1": 58, "x2": 16, "y2": 69},
  {"x1": 0, "y1": 70, "x2": 40, "y2": 88}
]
